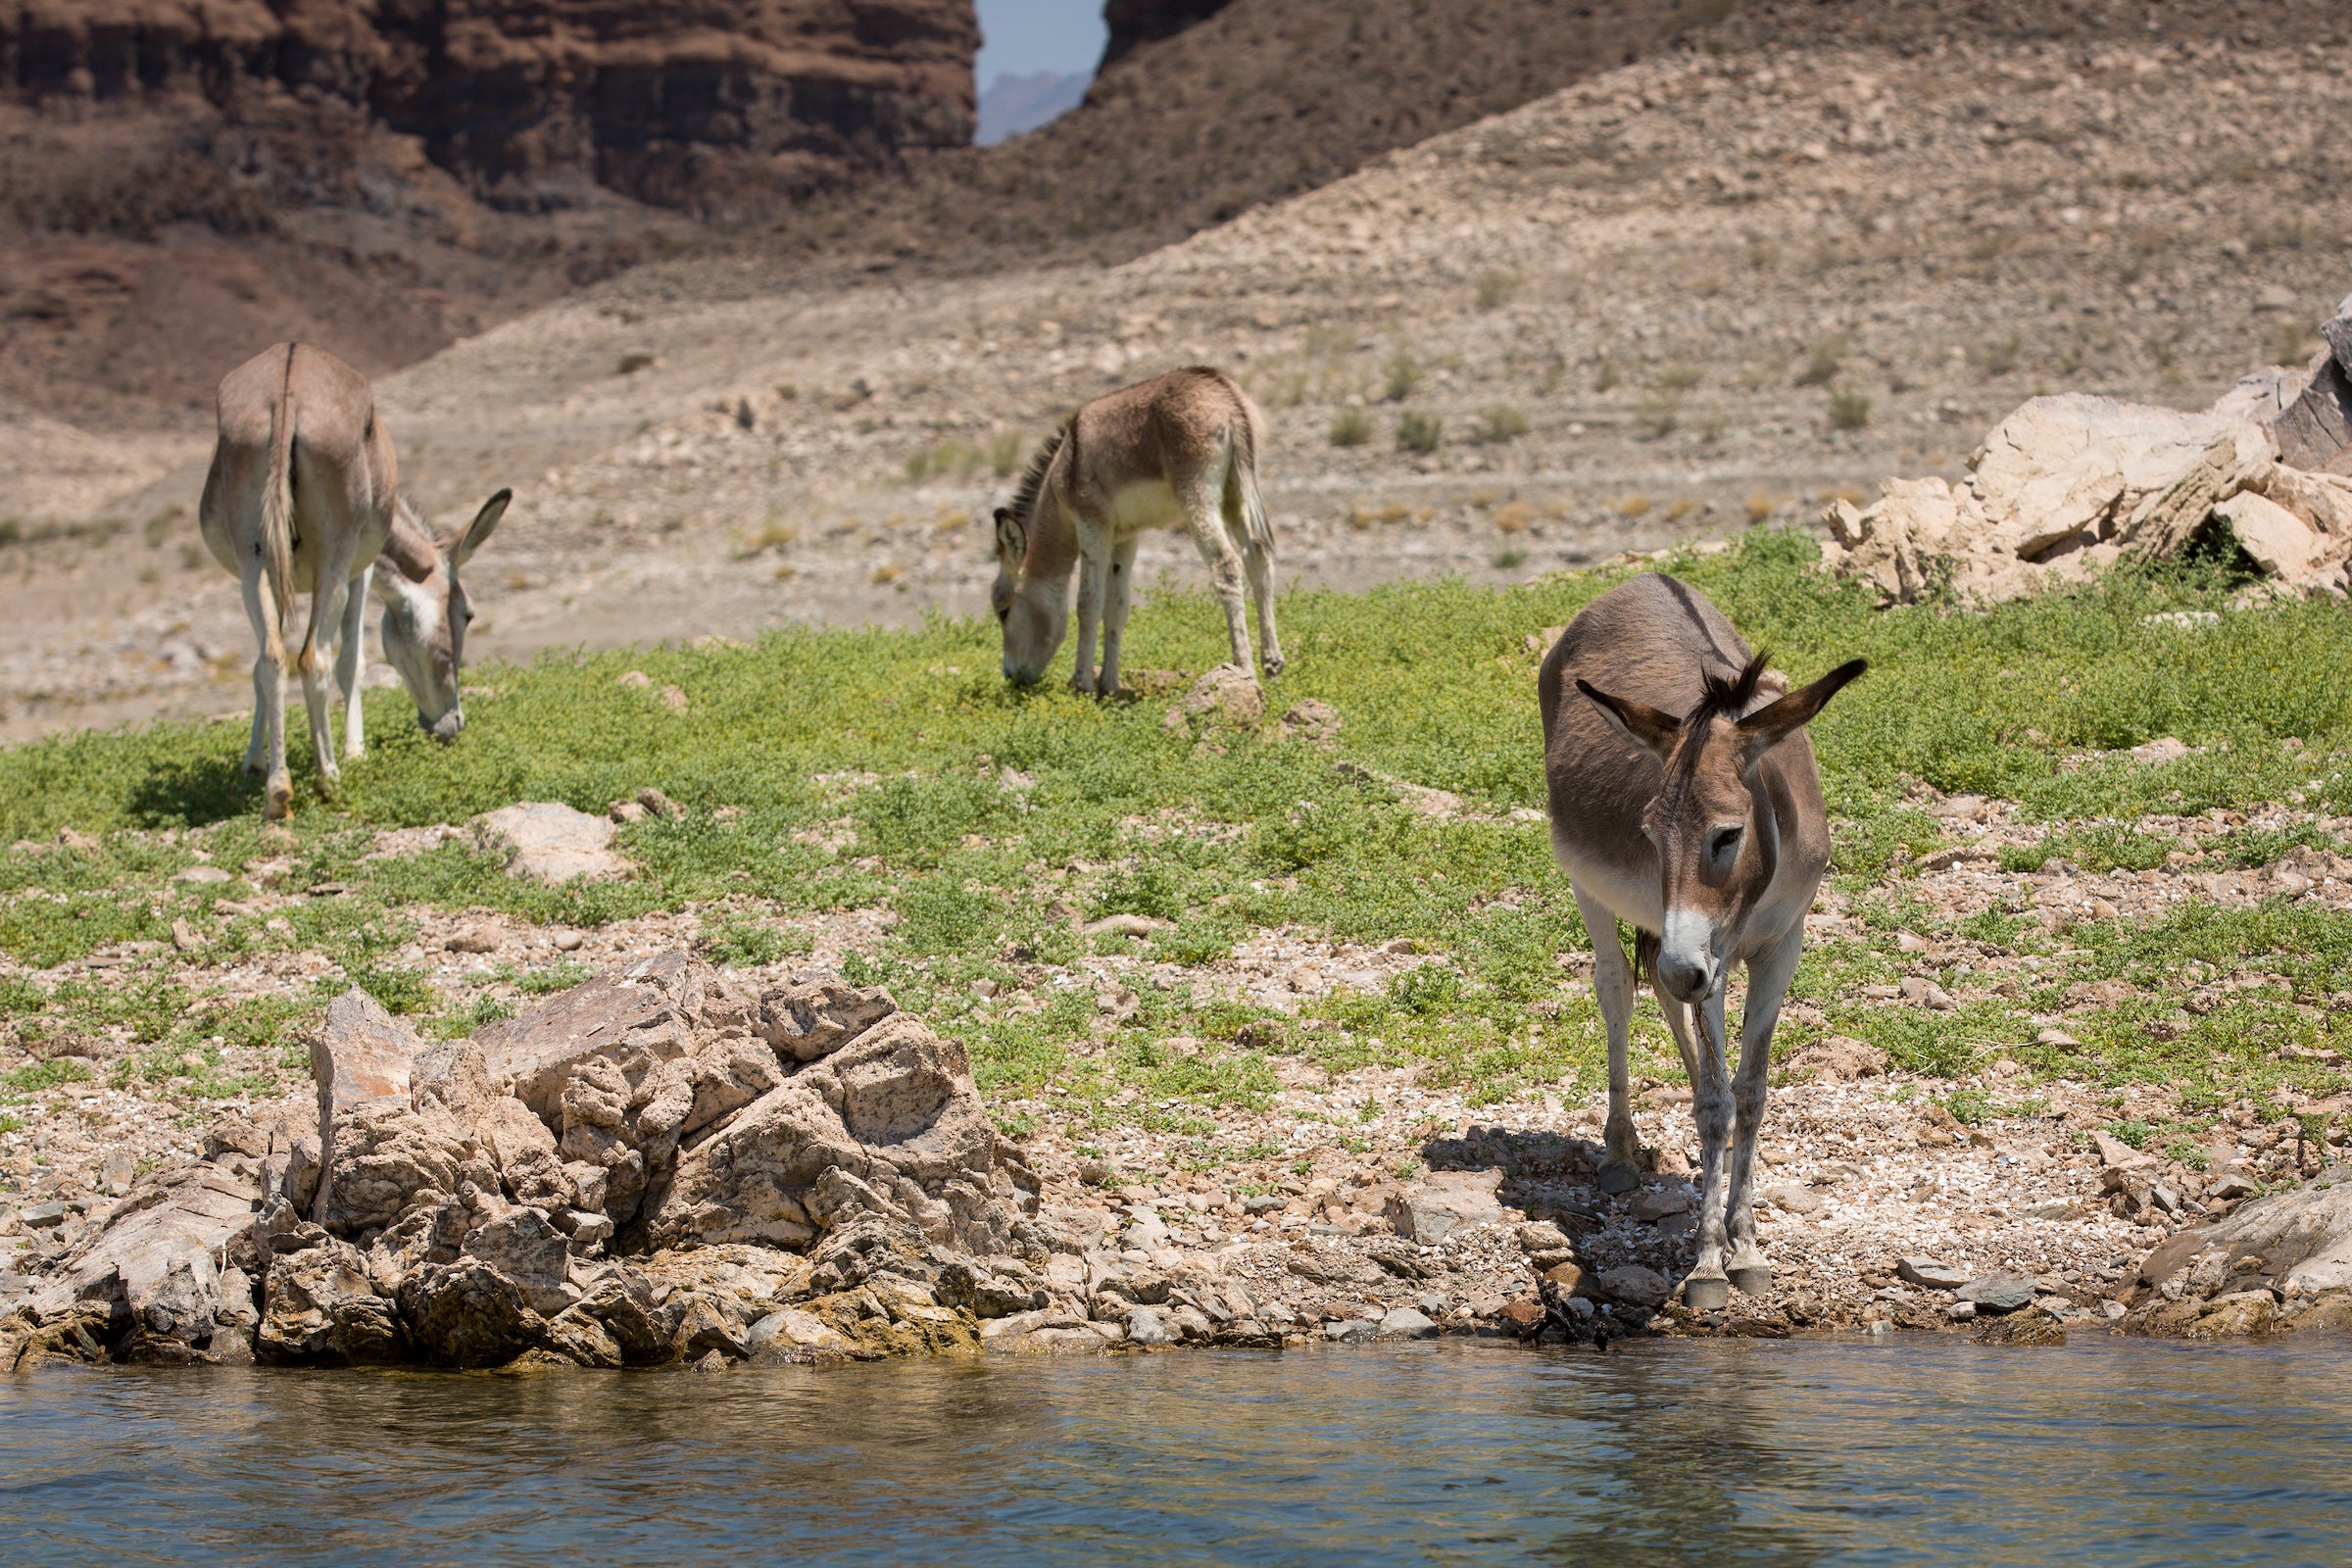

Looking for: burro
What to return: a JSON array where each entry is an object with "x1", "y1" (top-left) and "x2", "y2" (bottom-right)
[
  {"x1": 991, "y1": 366, "x2": 1282, "y2": 696},
  {"x1": 199, "y1": 341, "x2": 511, "y2": 818},
  {"x1": 1538, "y1": 572, "x2": 1866, "y2": 1312}
]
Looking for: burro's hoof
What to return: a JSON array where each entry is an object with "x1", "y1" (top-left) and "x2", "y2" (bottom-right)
[
  {"x1": 1728, "y1": 1263, "x2": 1773, "y2": 1297},
  {"x1": 1683, "y1": 1272, "x2": 1730, "y2": 1312},
  {"x1": 1596, "y1": 1163, "x2": 1642, "y2": 1197}
]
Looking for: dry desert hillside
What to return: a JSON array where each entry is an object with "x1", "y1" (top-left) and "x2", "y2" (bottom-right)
[{"x1": 5, "y1": 28, "x2": 2351, "y2": 735}]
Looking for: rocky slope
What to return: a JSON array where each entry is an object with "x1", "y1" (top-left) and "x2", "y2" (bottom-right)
[{"x1": 0, "y1": 0, "x2": 981, "y2": 426}]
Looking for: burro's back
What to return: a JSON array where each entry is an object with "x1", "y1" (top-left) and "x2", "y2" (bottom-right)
[{"x1": 1536, "y1": 570, "x2": 1865, "y2": 1312}]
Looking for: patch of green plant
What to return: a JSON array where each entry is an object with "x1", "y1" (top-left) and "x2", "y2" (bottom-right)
[
  {"x1": 2, "y1": 1057, "x2": 92, "y2": 1095},
  {"x1": 1396, "y1": 411, "x2": 1443, "y2": 454},
  {"x1": 704, "y1": 918, "x2": 813, "y2": 967}
]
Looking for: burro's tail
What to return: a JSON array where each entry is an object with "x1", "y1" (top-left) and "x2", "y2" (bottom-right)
[
  {"x1": 1225, "y1": 401, "x2": 1275, "y2": 560},
  {"x1": 260, "y1": 350, "x2": 298, "y2": 639}
]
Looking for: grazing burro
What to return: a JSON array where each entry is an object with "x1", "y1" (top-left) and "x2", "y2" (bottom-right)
[
  {"x1": 199, "y1": 342, "x2": 511, "y2": 818},
  {"x1": 991, "y1": 366, "x2": 1283, "y2": 694},
  {"x1": 1539, "y1": 573, "x2": 1866, "y2": 1311}
]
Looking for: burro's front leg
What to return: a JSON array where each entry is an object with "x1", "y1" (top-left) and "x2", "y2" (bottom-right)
[
  {"x1": 1096, "y1": 534, "x2": 1141, "y2": 697},
  {"x1": 1572, "y1": 884, "x2": 1643, "y2": 1194},
  {"x1": 1724, "y1": 922, "x2": 1803, "y2": 1296},
  {"x1": 1664, "y1": 986, "x2": 1734, "y2": 1311},
  {"x1": 1068, "y1": 525, "x2": 1104, "y2": 696}
]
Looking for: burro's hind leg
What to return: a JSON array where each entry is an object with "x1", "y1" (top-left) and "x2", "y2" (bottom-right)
[
  {"x1": 1225, "y1": 465, "x2": 1282, "y2": 677},
  {"x1": 1571, "y1": 883, "x2": 1643, "y2": 1195},
  {"x1": 1663, "y1": 985, "x2": 1734, "y2": 1311},
  {"x1": 1724, "y1": 923, "x2": 1803, "y2": 1296},
  {"x1": 299, "y1": 574, "x2": 344, "y2": 790},
  {"x1": 338, "y1": 562, "x2": 370, "y2": 760},
  {"x1": 239, "y1": 565, "x2": 293, "y2": 819},
  {"x1": 1185, "y1": 485, "x2": 1255, "y2": 677}
]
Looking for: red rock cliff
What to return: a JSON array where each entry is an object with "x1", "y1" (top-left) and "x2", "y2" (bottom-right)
[{"x1": 0, "y1": 0, "x2": 981, "y2": 220}]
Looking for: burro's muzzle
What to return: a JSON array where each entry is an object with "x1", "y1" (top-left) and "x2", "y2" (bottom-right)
[
  {"x1": 422, "y1": 707, "x2": 464, "y2": 742},
  {"x1": 1654, "y1": 907, "x2": 1722, "y2": 1003}
]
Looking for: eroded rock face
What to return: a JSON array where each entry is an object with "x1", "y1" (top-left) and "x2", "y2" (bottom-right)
[{"x1": 256, "y1": 1239, "x2": 404, "y2": 1365}]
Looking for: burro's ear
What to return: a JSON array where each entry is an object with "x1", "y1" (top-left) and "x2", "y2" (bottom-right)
[
  {"x1": 451, "y1": 488, "x2": 513, "y2": 570},
  {"x1": 1577, "y1": 679, "x2": 1682, "y2": 760},
  {"x1": 993, "y1": 507, "x2": 1025, "y2": 565},
  {"x1": 1737, "y1": 658, "x2": 1868, "y2": 758}
]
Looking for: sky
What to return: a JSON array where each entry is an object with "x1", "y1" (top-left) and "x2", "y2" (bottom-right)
[{"x1": 973, "y1": 0, "x2": 1108, "y2": 86}]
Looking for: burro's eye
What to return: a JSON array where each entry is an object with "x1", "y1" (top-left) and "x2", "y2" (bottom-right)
[{"x1": 1710, "y1": 825, "x2": 1743, "y2": 860}]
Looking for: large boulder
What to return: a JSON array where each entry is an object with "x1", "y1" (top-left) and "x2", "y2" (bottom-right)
[
  {"x1": 310, "y1": 989, "x2": 421, "y2": 1223},
  {"x1": 454, "y1": 951, "x2": 782, "y2": 1226},
  {"x1": 1384, "y1": 1170, "x2": 1505, "y2": 1243},
  {"x1": 2215, "y1": 297, "x2": 2352, "y2": 475},
  {"x1": 13, "y1": 953, "x2": 1043, "y2": 1372},
  {"x1": 317, "y1": 1099, "x2": 492, "y2": 1237},
  {"x1": 399, "y1": 1259, "x2": 548, "y2": 1369}
]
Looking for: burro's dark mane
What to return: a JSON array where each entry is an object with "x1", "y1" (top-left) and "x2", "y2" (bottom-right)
[
  {"x1": 1670, "y1": 650, "x2": 1772, "y2": 775},
  {"x1": 1007, "y1": 424, "x2": 1067, "y2": 524}
]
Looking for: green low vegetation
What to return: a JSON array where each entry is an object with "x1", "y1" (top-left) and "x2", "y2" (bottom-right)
[{"x1": 1, "y1": 532, "x2": 2347, "y2": 1163}]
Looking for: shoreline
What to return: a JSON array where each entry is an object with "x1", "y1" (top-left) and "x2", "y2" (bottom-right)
[{"x1": 4, "y1": 949, "x2": 2343, "y2": 1375}]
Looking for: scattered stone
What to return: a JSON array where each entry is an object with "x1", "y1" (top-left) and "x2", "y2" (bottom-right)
[
  {"x1": 1378, "y1": 1306, "x2": 1439, "y2": 1340},
  {"x1": 1083, "y1": 913, "x2": 1169, "y2": 940},
  {"x1": 2129, "y1": 736, "x2": 2191, "y2": 766},
  {"x1": 1896, "y1": 1256, "x2": 1971, "y2": 1291},
  {"x1": 2091, "y1": 1129, "x2": 2154, "y2": 1170},
  {"x1": 1975, "y1": 1309, "x2": 2066, "y2": 1347},
  {"x1": 171, "y1": 865, "x2": 231, "y2": 886},
  {"x1": 1631, "y1": 1187, "x2": 1694, "y2": 1223},
  {"x1": 1782, "y1": 1036, "x2": 1886, "y2": 1082},
  {"x1": 1383, "y1": 1170, "x2": 1503, "y2": 1242},
  {"x1": 1176, "y1": 664, "x2": 1263, "y2": 728},
  {"x1": 1594, "y1": 1264, "x2": 1671, "y2": 1308},
  {"x1": 1277, "y1": 700, "x2": 1341, "y2": 744},
  {"x1": 1898, "y1": 976, "x2": 1956, "y2": 1009},
  {"x1": 1764, "y1": 1184, "x2": 1823, "y2": 1216},
  {"x1": 1955, "y1": 1271, "x2": 2036, "y2": 1315},
  {"x1": 474, "y1": 802, "x2": 632, "y2": 884}
]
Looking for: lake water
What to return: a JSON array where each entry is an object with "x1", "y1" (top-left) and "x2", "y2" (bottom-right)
[{"x1": 1, "y1": 1338, "x2": 2347, "y2": 1566}]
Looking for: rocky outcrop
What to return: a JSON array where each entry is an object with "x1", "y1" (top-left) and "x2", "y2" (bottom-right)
[
  {"x1": 2122, "y1": 1171, "x2": 2352, "y2": 1338},
  {"x1": 1823, "y1": 296, "x2": 2352, "y2": 608},
  {"x1": 3, "y1": 951, "x2": 1055, "y2": 1371}
]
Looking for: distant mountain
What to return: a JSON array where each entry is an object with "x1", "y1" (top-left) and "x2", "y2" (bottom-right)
[{"x1": 976, "y1": 71, "x2": 1094, "y2": 146}]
